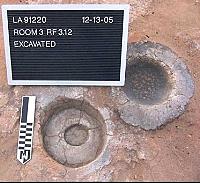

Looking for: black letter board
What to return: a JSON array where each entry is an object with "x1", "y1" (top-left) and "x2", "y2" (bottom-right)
[{"x1": 2, "y1": 4, "x2": 129, "y2": 86}]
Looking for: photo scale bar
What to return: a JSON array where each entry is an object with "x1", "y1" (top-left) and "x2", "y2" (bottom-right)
[{"x1": 17, "y1": 96, "x2": 36, "y2": 165}]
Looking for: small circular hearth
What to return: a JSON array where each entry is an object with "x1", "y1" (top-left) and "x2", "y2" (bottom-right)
[
  {"x1": 64, "y1": 124, "x2": 89, "y2": 146},
  {"x1": 123, "y1": 57, "x2": 172, "y2": 105},
  {"x1": 112, "y1": 41, "x2": 195, "y2": 130},
  {"x1": 41, "y1": 98, "x2": 107, "y2": 168}
]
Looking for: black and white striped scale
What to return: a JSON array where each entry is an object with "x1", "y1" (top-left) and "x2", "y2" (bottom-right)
[{"x1": 17, "y1": 96, "x2": 36, "y2": 164}]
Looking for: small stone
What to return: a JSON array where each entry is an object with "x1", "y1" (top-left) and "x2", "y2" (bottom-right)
[{"x1": 137, "y1": 150, "x2": 146, "y2": 160}]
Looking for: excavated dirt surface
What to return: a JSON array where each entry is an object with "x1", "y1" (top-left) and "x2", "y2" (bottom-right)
[{"x1": 0, "y1": 0, "x2": 200, "y2": 182}]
